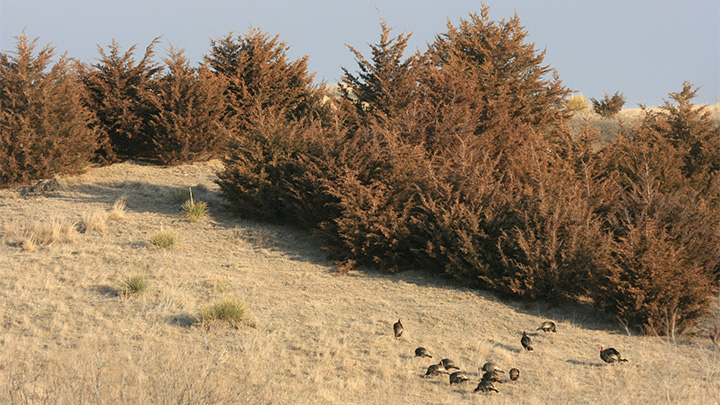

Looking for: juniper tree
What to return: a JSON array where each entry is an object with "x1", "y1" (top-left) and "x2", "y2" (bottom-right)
[
  {"x1": 426, "y1": 6, "x2": 570, "y2": 135},
  {"x1": 77, "y1": 38, "x2": 162, "y2": 162},
  {"x1": 204, "y1": 28, "x2": 329, "y2": 136},
  {"x1": 143, "y1": 46, "x2": 228, "y2": 165},
  {"x1": 0, "y1": 32, "x2": 99, "y2": 187},
  {"x1": 340, "y1": 16, "x2": 421, "y2": 120}
]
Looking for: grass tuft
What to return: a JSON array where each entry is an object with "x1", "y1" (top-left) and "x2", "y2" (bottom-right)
[
  {"x1": 121, "y1": 274, "x2": 149, "y2": 298},
  {"x1": 200, "y1": 297, "x2": 251, "y2": 328},
  {"x1": 181, "y1": 187, "x2": 209, "y2": 222},
  {"x1": 108, "y1": 199, "x2": 127, "y2": 220},
  {"x1": 150, "y1": 229, "x2": 179, "y2": 248},
  {"x1": 81, "y1": 209, "x2": 108, "y2": 233}
]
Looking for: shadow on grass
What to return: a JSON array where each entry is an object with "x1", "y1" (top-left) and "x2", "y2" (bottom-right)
[
  {"x1": 167, "y1": 314, "x2": 198, "y2": 328},
  {"x1": 566, "y1": 359, "x2": 605, "y2": 367},
  {"x1": 489, "y1": 339, "x2": 522, "y2": 354},
  {"x1": 91, "y1": 284, "x2": 120, "y2": 297}
]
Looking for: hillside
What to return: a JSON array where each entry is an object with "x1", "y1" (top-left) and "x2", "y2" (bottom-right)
[{"x1": 1, "y1": 160, "x2": 718, "y2": 404}]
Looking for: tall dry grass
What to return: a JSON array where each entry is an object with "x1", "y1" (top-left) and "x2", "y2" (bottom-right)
[{"x1": 0, "y1": 160, "x2": 718, "y2": 404}]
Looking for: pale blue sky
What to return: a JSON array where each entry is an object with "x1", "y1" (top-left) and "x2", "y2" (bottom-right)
[{"x1": 2, "y1": 0, "x2": 718, "y2": 107}]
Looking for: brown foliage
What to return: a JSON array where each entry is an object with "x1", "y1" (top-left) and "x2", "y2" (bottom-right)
[
  {"x1": 143, "y1": 46, "x2": 229, "y2": 165},
  {"x1": 591, "y1": 171, "x2": 718, "y2": 334},
  {"x1": 0, "y1": 33, "x2": 100, "y2": 187},
  {"x1": 77, "y1": 38, "x2": 162, "y2": 162}
]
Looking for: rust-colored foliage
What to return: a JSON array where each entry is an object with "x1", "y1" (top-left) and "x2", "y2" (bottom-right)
[
  {"x1": 143, "y1": 46, "x2": 229, "y2": 165},
  {"x1": 77, "y1": 38, "x2": 162, "y2": 162},
  {"x1": 0, "y1": 32, "x2": 100, "y2": 187}
]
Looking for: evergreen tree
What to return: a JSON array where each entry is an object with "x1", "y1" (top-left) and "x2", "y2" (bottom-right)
[
  {"x1": 204, "y1": 28, "x2": 328, "y2": 135},
  {"x1": 77, "y1": 38, "x2": 161, "y2": 162},
  {"x1": 340, "y1": 17, "x2": 421, "y2": 120},
  {"x1": 143, "y1": 46, "x2": 228, "y2": 165},
  {"x1": 426, "y1": 6, "x2": 570, "y2": 134},
  {"x1": 0, "y1": 32, "x2": 99, "y2": 186}
]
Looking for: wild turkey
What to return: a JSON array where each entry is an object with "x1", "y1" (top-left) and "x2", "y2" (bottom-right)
[
  {"x1": 537, "y1": 321, "x2": 557, "y2": 333},
  {"x1": 424, "y1": 363, "x2": 449, "y2": 378},
  {"x1": 481, "y1": 362, "x2": 505, "y2": 374},
  {"x1": 482, "y1": 371, "x2": 502, "y2": 383},
  {"x1": 474, "y1": 380, "x2": 499, "y2": 393},
  {"x1": 509, "y1": 368, "x2": 520, "y2": 382},
  {"x1": 521, "y1": 331, "x2": 534, "y2": 351},
  {"x1": 600, "y1": 345, "x2": 628, "y2": 363},
  {"x1": 449, "y1": 371, "x2": 470, "y2": 384},
  {"x1": 415, "y1": 347, "x2": 432, "y2": 358},
  {"x1": 393, "y1": 319, "x2": 403, "y2": 338},
  {"x1": 440, "y1": 358, "x2": 460, "y2": 371}
]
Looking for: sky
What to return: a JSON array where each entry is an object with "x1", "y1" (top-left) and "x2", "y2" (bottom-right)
[{"x1": 1, "y1": 0, "x2": 718, "y2": 107}]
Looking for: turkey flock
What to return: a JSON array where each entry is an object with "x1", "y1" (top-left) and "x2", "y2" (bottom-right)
[{"x1": 394, "y1": 319, "x2": 629, "y2": 395}]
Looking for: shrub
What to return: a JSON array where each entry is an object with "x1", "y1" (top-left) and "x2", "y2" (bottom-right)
[
  {"x1": 77, "y1": 38, "x2": 161, "y2": 162},
  {"x1": 590, "y1": 172, "x2": 719, "y2": 334},
  {"x1": 204, "y1": 28, "x2": 331, "y2": 136},
  {"x1": 591, "y1": 91, "x2": 626, "y2": 118},
  {"x1": 121, "y1": 274, "x2": 149, "y2": 298},
  {"x1": 0, "y1": 32, "x2": 100, "y2": 187},
  {"x1": 566, "y1": 93, "x2": 590, "y2": 113},
  {"x1": 150, "y1": 229, "x2": 179, "y2": 248},
  {"x1": 143, "y1": 46, "x2": 229, "y2": 165},
  {"x1": 180, "y1": 187, "x2": 209, "y2": 222},
  {"x1": 200, "y1": 297, "x2": 250, "y2": 328},
  {"x1": 425, "y1": 7, "x2": 571, "y2": 134}
]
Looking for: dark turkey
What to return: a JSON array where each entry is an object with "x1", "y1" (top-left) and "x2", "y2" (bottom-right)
[
  {"x1": 537, "y1": 321, "x2": 557, "y2": 333},
  {"x1": 521, "y1": 331, "x2": 534, "y2": 351},
  {"x1": 481, "y1": 362, "x2": 505, "y2": 374},
  {"x1": 440, "y1": 358, "x2": 460, "y2": 371},
  {"x1": 600, "y1": 345, "x2": 628, "y2": 363},
  {"x1": 449, "y1": 371, "x2": 470, "y2": 384},
  {"x1": 509, "y1": 368, "x2": 520, "y2": 382},
  {"x1": 393, "y1": 319, "x2": 403, "y2": 338},
  {"x1": 424, "y1": 363, "x2": 449, "y2": 378},
  {"x1": 474, "y1": 380, "x2": 499, "y2": 393},
  {"x1": 482, "y1": 371, "x2": 502, "y2": 383},
  {"x1": 415, "y1": 347, "x2": 432, "y2": 358}
]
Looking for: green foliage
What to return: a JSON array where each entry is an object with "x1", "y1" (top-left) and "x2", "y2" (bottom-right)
[
  {"x1": 144, "y1": 46, "x2": 229, "y2": 165},
  {"x1": 150, "y1": 229, "x2": 179, "y2": 248},
  {"x1": 200, "y1": 297, "x2": 250, "y2": 328},
  {"x1": 0, "y1": 32, "x2": 100, "y2": 187},
  {"x1": 77, "y1": 38, "x2": 162, "y2": 162},
  {"x1": 121, "y1": 274, "x2": 149, "y2": 297},
  {"x1": 180, "y1": 187, "x2": 209, "y2": 222},
  {"x1": 591, "y1": 91, "x2": 626, "y2": 118}
]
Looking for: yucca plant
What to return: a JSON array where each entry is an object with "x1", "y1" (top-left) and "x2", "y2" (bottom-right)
[
  {"x1": 150, "y1": 228, "x2": 179, "y2": 248},
  {"x1": 200, "y1": 297, "x2": 250, "y2": 328},
  {"x1": 181, "y1": 187, "x2": 209, "y2": 222},
  {"x1": 121, "y1": 274, "x2": 149, "y2": 298}
]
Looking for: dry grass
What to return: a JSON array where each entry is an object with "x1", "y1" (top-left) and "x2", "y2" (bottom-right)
[
  {"x1": 81, "y1": 209, "x2": 108, "y2": 233},
  {"x1": 150, "y1": 228, "x2": 180, "y2": 248},
  {"x1": 570, "y1": 103, "x2": 720, "y2": 145},
  {"x1": 0, "y1": 160, "x2": 718, "y2": 404},
  {"x1": 108, "y1": 198, "x2": 127, "y2": 220}
]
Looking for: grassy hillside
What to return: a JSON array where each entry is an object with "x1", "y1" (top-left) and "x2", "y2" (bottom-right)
[{"x1": 1, "y1": 160, "x2": 718, "y2": 404}]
